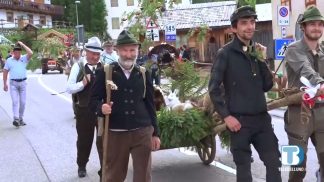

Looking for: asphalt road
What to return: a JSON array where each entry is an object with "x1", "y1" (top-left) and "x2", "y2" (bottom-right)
[{"x1": 0, "y1": 70, "x2": 319, "y2": 182}]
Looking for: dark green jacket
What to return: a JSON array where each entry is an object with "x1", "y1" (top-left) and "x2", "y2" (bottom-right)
[
  {"x1": 208, "y1": 36, "x2": 273, "y2": 119},
  {"x1": 91, "y1": 62, "x2": 160, "y2": 136}
]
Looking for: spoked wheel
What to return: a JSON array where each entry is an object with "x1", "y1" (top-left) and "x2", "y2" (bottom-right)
[{"x1": 196, "y1": 134, "x2": 216, "y2": 165}]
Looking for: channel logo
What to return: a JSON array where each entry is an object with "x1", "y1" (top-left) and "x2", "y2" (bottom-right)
[{"x1": 281, "y1": 145, "x2": 304, "y2": 166}]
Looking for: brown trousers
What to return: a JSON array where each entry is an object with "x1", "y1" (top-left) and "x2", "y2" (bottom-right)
[
  {"x1": 102, "y1": 126, "x2": 153, "y2": 182},
  {"x1": 286, "y1": 105, "x2": 324, "y2": 182}
]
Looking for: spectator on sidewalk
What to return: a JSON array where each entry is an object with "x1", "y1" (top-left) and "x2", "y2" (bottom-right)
[
  {"x1": 65, "y1": 46, "x2": 82, "y2": 118},
  {"x1": 2, "y1": 41, "x2": 33, "y2": 127},
  {"x1": 65, "y1": 46, "x2": 81, "y2": 77},
  {"x1": 150, "y1": 56, "x2": 160, "y2": 85},
  {"x1": 0, "y1": 52, "x2": 4, "y2": 70},
  {"x1": 6, "y1": 50, "x2": 12, "y2": 60},
  {"x1": 181, "y1": 45, "x2": 191, "y2": 61}
]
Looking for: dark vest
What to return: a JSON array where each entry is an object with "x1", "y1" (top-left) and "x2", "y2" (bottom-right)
[
  {"x1": 109, "y1": 64, "x2": 152, "y2": 130},
  {"x1": 75, "y1": 64, "x2": 98, "y2": 107}
]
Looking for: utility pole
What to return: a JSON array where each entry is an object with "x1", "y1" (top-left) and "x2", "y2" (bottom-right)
[{"x1": 75, "y1": 0, "x2": 80, "y2": 46}]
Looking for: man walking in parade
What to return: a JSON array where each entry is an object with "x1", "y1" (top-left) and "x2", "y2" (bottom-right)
[
  {"x1": 66, "y1": 37, "x2": 103, "y2": 178},
  {"x1": 101, "y1": 40, "x2": 119, "y2": 64},
  {"x1": 285, "y1": 6, "x2": 324, "y2": 182},
  {"x1": 65, "y1": 46, "x2": 82, "y2": 77},
  {"x1": 3, "y1": 41, "x2": 33, "y2": 127},
  {"x1": 208, "y1": 6, "x2": 281, "y2": 182},
  {"x1": 66, "y1": 46, "x2": 82, "y2": 118},
  {"x1": 91, "y1": 30, "x2": 160, "y2": 182}
]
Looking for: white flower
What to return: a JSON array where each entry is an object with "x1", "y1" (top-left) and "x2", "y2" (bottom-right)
[
  {"x1": 106, "y1": 80, "x2": 118, "y2": 90},
  {"x1": 242, "y1": 46, "x2": 248, "y2": 52}
]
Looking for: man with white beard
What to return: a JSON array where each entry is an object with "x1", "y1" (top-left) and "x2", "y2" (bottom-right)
[{"x1": 91, "y1": 30, "x2": 161, "y2": 182}]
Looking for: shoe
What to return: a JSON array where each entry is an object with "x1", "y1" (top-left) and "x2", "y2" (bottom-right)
[
  {"x1": 78, "y1": 167, "x2": 86, "y2": 178},
  {"x1": 316, "y1": 169, "x2": 321, "y2": 182},
  {"x1": 98, "y1": 168, "x2": 102, "y2": 177},
  {"x1": 13, "y1": 119, "x2": 19, "y2": 127},
  {"x1": 19, "y1": 119, "x2": 26, "y2": 126}
]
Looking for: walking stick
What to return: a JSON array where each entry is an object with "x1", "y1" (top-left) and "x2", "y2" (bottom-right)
[{"x1": 102, "y1": 65, "x2": 113, "y2": 182}]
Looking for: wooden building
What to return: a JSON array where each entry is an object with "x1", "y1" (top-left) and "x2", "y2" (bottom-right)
[
  {"x1": 152, "y1": 2, "x2": 273, "y2": 63},
  {"x1": 0, "y1": 0, "x2": 63, "y2": 29}
]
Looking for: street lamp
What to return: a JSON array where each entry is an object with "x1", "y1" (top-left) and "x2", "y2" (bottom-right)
[
  {"x1": 75, "y1": 1, "x2": 80, "y2": 26},
  {"x1": 75, "y1": 0, "x2": 80, "y2": 46}
]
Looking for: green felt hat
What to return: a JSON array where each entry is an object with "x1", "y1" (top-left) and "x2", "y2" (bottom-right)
[
  {"x1": 116, "y1": 30, "x2": 139, "y2": 46},
  {"x1": 299, "y1": 6, "x2": 324, "y2": 24}
]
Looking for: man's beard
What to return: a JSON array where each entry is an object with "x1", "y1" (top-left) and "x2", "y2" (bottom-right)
[
  {"x1": 305, "y1": 31, "x2": 323, "y2": 41},
  {"x1": 118, "y1": 58, "x2": 136, "y2": 70}
]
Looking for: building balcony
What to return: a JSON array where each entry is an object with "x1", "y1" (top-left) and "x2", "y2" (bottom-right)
[{"x1": 0, "y1": 0, "x2": 64, "y2": 16}]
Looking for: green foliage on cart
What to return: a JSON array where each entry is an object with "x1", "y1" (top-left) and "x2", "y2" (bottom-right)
[
  {"x1": 218, "y1": 129, "x2": 231, "y2": 151},
  {"x1": 157, "y1": 108, "x2": 213, "y2": 148},
  {"x1": 163, "y1": 61, "x2": 209, "y2": 102}
]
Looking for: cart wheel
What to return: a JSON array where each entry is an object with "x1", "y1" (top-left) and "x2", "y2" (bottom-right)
[{"x1": 196, "y1": 134, "x2": 216, "y2": 165}]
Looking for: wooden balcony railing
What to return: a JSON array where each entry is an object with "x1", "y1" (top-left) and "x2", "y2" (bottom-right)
[{"x1": 0, "y1": 0, "x2": 64, "y2": 16}]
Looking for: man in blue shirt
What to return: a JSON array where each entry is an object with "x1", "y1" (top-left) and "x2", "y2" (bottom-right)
[
  {"x1": 101, "y1": 40, "x2": 119, "y2": 65},
  {"x1": 3, "y1": 41, "x2": 33, "y2": 127}
]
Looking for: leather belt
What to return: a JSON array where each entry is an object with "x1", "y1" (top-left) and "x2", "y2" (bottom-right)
[{"x1": 11, "y1": 78, "x2": 27, "y2": 82}]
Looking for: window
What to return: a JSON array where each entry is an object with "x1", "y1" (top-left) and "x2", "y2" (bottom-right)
[
  {"x1": 281, "y1": 0, "x2": 291, "y2": 11},
  {"x1": 112, "y1": 17, "x2": 120, "y2": 29},
  {"x1": 127, "y1": 0, "x2": 134, "y2": 6},
  {"x1": 39, "y1": 16, "x2": 46, "y2": 25},
  {"x1": 305, "y1": 0, "x2": 316, "y2": 7},
  {"x1": 28, "y1": 14, "x2": 33, "y2": 24},
  {"x1": 6, "y1": 12, "x2": 14, "y2": 22},
  {"x1": 111, "y1": 0, "x2": 118, "y2": 7}
]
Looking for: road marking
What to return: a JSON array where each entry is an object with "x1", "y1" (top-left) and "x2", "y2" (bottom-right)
[
  {"x1": 178, "y1": 147, "x2": 236, "y2": 175},
  {"x1": 212, "y1": 161, "x2": 236, "y2": 175},
  {"x1": 37, "y1": 75, "x2": 72, "y2": 103}
]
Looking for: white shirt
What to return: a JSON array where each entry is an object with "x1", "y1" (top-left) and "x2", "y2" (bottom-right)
[
  {"x1": 66, "y1": 58, "x2": 97, "y2": 94},
  {"x1": 4, "y1": 55, "x2": 28, "y2": 79},
  {"x1": 118, "y1": 61, "x2": 134, "y2": 79}
]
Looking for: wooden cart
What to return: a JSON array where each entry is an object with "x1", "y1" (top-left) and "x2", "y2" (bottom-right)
[{"x1": 157, "y1": 89, "x2": 303, "y2": 165}]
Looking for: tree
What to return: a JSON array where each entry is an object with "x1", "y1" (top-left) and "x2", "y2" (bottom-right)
[
  {"x1": 256, "y1": 0, "x2": 271, "y2": 3},
  {"x1": 191, "y1": 0, "x2": 270, "y2": 4},
  {"x1": 51, "y1": 0, "x2": 108, "y2": 38}
]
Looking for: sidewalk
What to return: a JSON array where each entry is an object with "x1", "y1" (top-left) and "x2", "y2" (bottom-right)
[{"x1": 0, "y1": 106, "x2": 49, "y2": 181}]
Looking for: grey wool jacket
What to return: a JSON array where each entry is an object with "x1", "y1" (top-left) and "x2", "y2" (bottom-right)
[{"x1": 285, "y1": 38, "x2": 324, "y2": 89}]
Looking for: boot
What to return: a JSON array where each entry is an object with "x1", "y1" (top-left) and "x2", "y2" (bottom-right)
[{"x1": 316, "y1": 169, "x2": 321, "y2": 182}]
